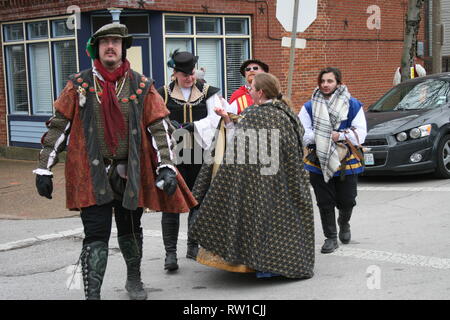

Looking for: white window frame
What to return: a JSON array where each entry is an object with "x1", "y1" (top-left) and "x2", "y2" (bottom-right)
[
  {"x1": 1, "y1": 16, "x2": 79, "y2": 116},
  {"x1": 163, "y1": 13, "x2": 252, "y2": 96}
]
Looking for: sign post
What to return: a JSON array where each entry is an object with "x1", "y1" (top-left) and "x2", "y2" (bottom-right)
[
  {"x1": 287, "y1": 0, "x2": 300, "y2": 99},
  {"x1": 276, "y1": 0, "x2": 318, "y2": 98}
]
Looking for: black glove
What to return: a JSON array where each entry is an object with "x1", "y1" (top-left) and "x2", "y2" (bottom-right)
[
  {"x1": 181, "y1": 122, "x2": 195, "y2": 132},
  {"x1": 171, "y1": 120, "x2": 182, "y2": 129},
  {"x1": 36, "y1": 174, "x2": 53, "y2": 199},
  {"x1": 155, "y1": 168, "x2": 178, "y2": 196}
]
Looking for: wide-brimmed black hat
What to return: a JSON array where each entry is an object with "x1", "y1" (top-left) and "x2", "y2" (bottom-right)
[
  {"x1": 240, "y1": 59, "x2": 269, "y2": 76},
  {"x1": 91, "y1": 23, "x2": 133, "y2": 49},
  {"x1": 168, "y1": 50, "x2": 198, "y2": 75}
]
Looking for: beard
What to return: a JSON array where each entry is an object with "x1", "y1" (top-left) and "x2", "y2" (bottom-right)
[{"x1": 246, "y1": 73, "x2": 255, "y2": 84}]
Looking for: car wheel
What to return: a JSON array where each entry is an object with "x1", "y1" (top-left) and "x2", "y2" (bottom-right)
[{"x1": 434, "y1": 134, "x2": 450, "y2": 179}]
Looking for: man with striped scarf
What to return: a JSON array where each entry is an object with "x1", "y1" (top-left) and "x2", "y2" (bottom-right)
[{"x1": 298, "y1": 67, "x2": 367, "y2": 254}]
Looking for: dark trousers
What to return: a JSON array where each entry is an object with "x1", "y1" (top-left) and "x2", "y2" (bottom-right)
[
  {"x1": 309, "y1": 173, "x2": 358, "y2": 211},
  {"x1": 80, "y1": 200, "x2": 143, "y2": 246}
]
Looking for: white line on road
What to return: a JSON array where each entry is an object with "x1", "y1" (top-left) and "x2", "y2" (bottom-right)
[
  {"x1": 329, "y1": 247, "x2": 450, "y2": 270},
  {"x1": 1, "y1": 228, "x2": 449, "y2": 270},
  {"x1": 357, "y1": 186, "x2": 450, "y2": 192},
  {"x1": 0, "y1": 227, "x2": 84, "y2": 252}
]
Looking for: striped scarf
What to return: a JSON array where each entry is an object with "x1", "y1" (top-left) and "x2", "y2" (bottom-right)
[{"x1": 311, "y1": 85, "x2": 351, "y2": 182}]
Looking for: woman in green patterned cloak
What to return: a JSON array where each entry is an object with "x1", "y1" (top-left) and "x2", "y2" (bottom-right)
[{"x1": 189, "y1": 73, "x2": 315, "y2": 279}]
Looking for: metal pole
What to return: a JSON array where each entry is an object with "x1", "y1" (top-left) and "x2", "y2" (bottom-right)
[
  {"x1": 432, "y1": 0, "x2": 442, "y2": 74},
  {"x1": 287, "y1": 0, "x2": 300, "y2": 99}
]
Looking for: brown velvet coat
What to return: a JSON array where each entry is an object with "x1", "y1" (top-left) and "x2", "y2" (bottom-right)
[{"x1": 54, "y1": 79, "x2": 197, "y2": 212}]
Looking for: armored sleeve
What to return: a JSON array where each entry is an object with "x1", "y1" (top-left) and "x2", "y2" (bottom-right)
[
  {"x1": 34, "y1": 81, "x2": 76, "y2": 175},
  {"x1": 144, "y1": 84, "x2": 177, "y2": 175},
  {"x1": 34, "y1": 111, "x2": 71, "y2": 175},
  {"x1": 147, "y1": 117, "x2": 177, "y2": 175}
]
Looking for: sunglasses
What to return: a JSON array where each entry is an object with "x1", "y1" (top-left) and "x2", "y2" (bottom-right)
[{"x1": 245, "y1": 66, "x2": 260, "y2": 72}]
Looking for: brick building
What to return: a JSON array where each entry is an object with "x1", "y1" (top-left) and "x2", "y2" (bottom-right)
[{"x1": 0, "y1": 0, "x2": 425, "y2": 151}]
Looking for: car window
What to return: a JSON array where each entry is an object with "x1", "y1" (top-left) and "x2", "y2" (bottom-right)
[{"x1": 370, "y1": 79, "x2": 450, "y2": 112}]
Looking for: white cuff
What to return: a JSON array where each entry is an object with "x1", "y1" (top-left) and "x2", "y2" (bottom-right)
[
  {"x1": 156, "y1": 164, "x2": 178, "y2": 176},
  {"x1": 33, "y1": 169, "x2": 53, "y2": 176}
]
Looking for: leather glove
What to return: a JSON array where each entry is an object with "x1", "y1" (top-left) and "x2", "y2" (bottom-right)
[
  {"x1": 36, "y1": 174, "x2": 53, "y2": 199},
  {"x1": 181, "y1": 122, "x2": 195, "y2": 132},
  {"x1": 155, "y1": 168, "x2": 178, "y2": 196},
  {"x1": 171, "y1": 120, "x2": 182, "y2": 129}
]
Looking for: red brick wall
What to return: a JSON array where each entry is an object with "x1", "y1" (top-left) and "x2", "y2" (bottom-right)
[{"x1": 0, "y1": 0, "x2": 426, "y2": 146}]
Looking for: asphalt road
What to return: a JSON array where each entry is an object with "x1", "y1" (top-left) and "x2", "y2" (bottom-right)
[{"x1": 1, "y1": 158, "x2": 449, "y2": 301}]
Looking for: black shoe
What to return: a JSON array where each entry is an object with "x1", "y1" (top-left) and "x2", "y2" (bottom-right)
[
  {"x1": 338, "y1": 224, "x2": 351, "y2": 244},
  {"x1": 186, "y1": 245, "x2": 199, "y2": 260},
  {"x1": 125, "y1": 279, "x2": 148, "y2": 300},
  {"x1": 164, "y1": 252, "x2": 179, "y2": 271},
  {"x1": 321, "y1": 238, "x2": 339, "y2": 254}
]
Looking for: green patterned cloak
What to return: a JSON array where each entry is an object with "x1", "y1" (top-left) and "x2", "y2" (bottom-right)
[{"x1": 189, "y1": 100, "x2": 315, "y2": 279}]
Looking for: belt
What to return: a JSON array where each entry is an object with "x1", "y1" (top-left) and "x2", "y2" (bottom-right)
[{"x1": 103, "y1": 158, "x2": 127, "y2": 166}]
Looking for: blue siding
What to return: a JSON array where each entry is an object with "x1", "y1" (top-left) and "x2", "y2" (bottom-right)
[{"x1": 10, "y1": 120, "x2": 47, "y2": 144}]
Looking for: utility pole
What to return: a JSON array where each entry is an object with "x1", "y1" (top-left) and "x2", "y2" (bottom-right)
[
  {"x1": 400, "y1": 0, "x2": 424, "y2": 82},
  {"x1": 432, "y1": 0, "x2": 443, "y2": 74}
]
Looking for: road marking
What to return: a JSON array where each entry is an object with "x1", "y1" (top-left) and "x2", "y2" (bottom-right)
[
  {"x1": 329, "y1": 247, "x2": 450, "y2": 270},
  {"x1": 0, "y1": 227, "x2": 84, "y2": 252},
  {"x1": 357, "y1": 186, "x2": 450, "y2": 192},
  {"x1": 2, "y1": 228, "x2": 449, "y2": 270},
  {"x1": 0, "y1": 227, "x2": 186, "y2": 252}
]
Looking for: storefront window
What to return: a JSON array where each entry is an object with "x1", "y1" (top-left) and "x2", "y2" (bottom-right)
[
  {"x1": 164, "y1": 14, "x2": 250, "y2": 98},
  {"x1": 2, "y1": 18, "x2": 77, "y2": 115}
]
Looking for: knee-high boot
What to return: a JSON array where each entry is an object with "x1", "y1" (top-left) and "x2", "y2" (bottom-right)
[
  {"x1": 338, "y1": 207, "x2": 353, "y2": 244},
  {"x1": 186, "y1": 208, "x2": 199, "y2": 260},
  {"x1": 80, "y1": 241, "x2": 108, "y2": 300},
  {"x1": 118, "y1": 233, "x2": 147, "y2": 300},
  {"x1": 161, "y1": 212, "x2": 179, "y2": 271},
  {"x1": 319, "y1": 207, "x2": 339, "y2": 254}
]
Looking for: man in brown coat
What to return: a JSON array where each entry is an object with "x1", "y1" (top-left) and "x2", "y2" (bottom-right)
[{"x1": 34, "y1": 23, "x2": 197, "y2": 300}]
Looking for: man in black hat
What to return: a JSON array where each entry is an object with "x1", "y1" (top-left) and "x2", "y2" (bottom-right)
[
  {"x1": 229, "y1": 59, "x2": 269, "y2": 114},
  {"x1": 33, "y1": 23, "x2": 197, "y2": 300},
  {"x1": 157, "y1": 50, "x2": 222, "y2": 272}
]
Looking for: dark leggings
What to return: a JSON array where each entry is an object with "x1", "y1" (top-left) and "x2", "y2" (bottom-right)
[
  {"x1": 80, "y1": 200, "x2": 143, "y2": 245},
  {"x1": 309, "y1": 172, "x2": 358, "y2": 211}
]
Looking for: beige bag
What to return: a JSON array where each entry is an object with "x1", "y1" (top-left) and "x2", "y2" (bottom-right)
[{"x1": 336, "y1": 142, "x2": 349, "y2": 161}]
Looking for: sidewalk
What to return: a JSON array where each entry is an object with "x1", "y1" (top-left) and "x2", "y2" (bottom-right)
[{"x1": 0, "y1": 157, "x2": 77, "y2": 220}]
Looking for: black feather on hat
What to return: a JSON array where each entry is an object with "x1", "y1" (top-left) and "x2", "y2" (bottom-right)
[{"x1": 240, "y1": 59, "x2": 269, "y2": 77}]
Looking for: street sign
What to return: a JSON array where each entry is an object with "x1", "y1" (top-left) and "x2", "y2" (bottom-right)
[
  {"x1": 276, "y1": 0, "x2": 318, "y2": 32},
  {"x1": 281, "y1": 37, "x2": 306, "y2": 49}
]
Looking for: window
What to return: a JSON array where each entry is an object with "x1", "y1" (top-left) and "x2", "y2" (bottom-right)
[
  {"x1": 196, "y1": 17, "x2": 221, "y2": 35},
  {"x1": 3, "y1": 23, "x2": 23, "y2": 42},
  {"x1": 165, "y1": 16, "x2": 192, "y2": 34},
  {"x1": 53, "y1": 40, "x2": 77, "y2": 96},
  {"x1": 121, "y1": 16, "x2": 149, "y2": 34},
  {"x1": 2, "y1": 18, "x2": 78, "y2": 116},
  {"x1": 5, "y1": 45, "x2": 28, "y2": 113},
  {"x1": 52, "y1": 20, "x2": 75, "y2": 38},
  {"x1": 28, "y1": 43, "x2": 52, "y2": 114},
  {"x1": 27, "y1": 21, "x2": 48, "y2": 40},
  {"x1": 226, "y1": 39, "x2": 249, "y2": 98},
  {"x1": 164, "y1": 15, "x2": 251, "y2": 99}
]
